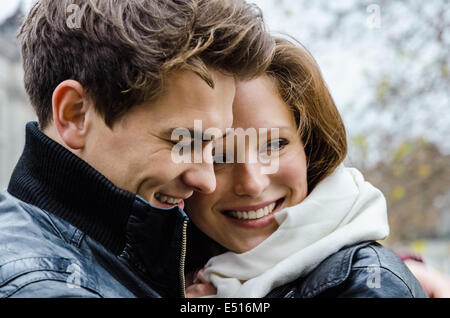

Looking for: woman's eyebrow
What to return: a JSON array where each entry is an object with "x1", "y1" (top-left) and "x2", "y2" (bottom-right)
[
  {"x1": 253, "y1": 126, "x2": 292, "y2": 132},
  {"x1": 163, "y1": 127, "x2": 229, "y2": 141}
]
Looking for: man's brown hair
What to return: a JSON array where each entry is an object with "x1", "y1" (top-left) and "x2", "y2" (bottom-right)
[
  {"x1": 18, "y1": 0, "x2": 275, "y2": 128},
  {"x1": 267, "y1": 37, "x2": 348, "y2": 191}
]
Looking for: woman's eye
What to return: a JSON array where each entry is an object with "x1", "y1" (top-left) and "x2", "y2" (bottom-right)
[{"x1": 261, "y1": 139, "x2": 289, "y2": 153}]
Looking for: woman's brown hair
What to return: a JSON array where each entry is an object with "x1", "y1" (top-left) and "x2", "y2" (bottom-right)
[{"x1": 267, "y1": 37, "x2": 348, "y2": 192}]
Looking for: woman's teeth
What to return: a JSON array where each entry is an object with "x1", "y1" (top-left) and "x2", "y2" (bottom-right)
[
  {"x1": 155, "y1": 193, "x2": 182, "y2": 205},
  {"x1": 228, "y1": 202, "x2": 277, "y2": 220}
]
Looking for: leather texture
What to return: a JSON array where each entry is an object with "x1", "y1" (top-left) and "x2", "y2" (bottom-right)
[
  {"x1": 0, "y1": 191, "x2": 188, "y2": 298},
  {"x1": 265, "y1": 241, "x2": 428, "y2": 298}
]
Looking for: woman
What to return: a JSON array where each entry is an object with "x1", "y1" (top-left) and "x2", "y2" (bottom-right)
[{"x1": 183, "y1": 37, "x2": 429, "y2": 298}]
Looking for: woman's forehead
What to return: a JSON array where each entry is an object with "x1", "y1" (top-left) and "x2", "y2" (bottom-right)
[{"x1": 233, "y1": 78, "x2": 295, "y2": 130}]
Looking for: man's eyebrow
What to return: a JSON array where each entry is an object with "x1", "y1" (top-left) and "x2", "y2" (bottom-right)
[{"x1": 164, "y1": 128, "x2": 230, "y2": 141}]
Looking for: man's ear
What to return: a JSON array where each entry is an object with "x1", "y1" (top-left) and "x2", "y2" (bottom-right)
[{"x1": 52, "y1": 80, "x2": 91, "y2": 150}]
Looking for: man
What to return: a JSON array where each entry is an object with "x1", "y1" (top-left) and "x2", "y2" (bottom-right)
[{"x1": 0, "y1": 0, "x2": 274, "y2": 298}]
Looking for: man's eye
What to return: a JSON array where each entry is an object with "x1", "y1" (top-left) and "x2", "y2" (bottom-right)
[
  {"x1": 171, "y1": 138, "x2": 201, "y2": 150},
  {"x1": 170, "y1": 138, "x2": 192, "y2": 146}
]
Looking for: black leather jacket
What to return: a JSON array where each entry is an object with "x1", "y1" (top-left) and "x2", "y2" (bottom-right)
[
  {"x1": 1, "y1": 123, "x2": 189, "y2": 298},
  {"x1": 0, "y1": 190, "x2": 189, "y2": 298}
]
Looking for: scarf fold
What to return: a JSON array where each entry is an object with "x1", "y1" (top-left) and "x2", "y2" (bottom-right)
[{"x1": 201, "y1": 165, "x2": 390, "y2": 298}]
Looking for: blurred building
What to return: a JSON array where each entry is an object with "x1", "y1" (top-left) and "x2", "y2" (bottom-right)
[{"x1": 0, "y1": 7, "x2": 36, "y2": 190}]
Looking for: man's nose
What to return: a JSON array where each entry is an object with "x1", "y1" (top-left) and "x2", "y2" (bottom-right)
[
  {"x1": 233, "y1": 162, "x2": 269, "y2": 197},
  {"x1": 182, "y1": 161, "x2": 217, "y2": 194}
]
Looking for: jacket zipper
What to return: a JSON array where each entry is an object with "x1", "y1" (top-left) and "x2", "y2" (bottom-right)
[{"x1": 179, "y1": 219, "x2": 188, "y2": 298}]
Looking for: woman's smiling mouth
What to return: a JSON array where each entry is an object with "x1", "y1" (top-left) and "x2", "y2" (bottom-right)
[
  {"x1": 228, "y1": 202, "x2": 276, "y2": 220},
  {"x1": 221, "y1": 198, "x2": 285, "y2": 228}
]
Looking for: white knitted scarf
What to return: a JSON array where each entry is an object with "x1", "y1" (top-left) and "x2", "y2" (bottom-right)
[{"x1": 201, "y1": 165, "x2": 390, "y2": 298}]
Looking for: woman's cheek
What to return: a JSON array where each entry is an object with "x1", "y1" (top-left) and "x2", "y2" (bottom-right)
[
  {"x1": 185, "y1": 196, "x2": 211, "y2": 228},
  {"x1": 275, "y1": 153, "x2": 308, "y2": 202}
]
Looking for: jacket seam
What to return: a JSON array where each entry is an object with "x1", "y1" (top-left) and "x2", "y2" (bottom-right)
[
  {"x1": 20, "y1": 202, "x2": 86, "y2": 249},
  {"x1": 0, "y1": 256, "x2": 75, "y2": 287},
  {"x1": 367, "y1": 244, "x2": 414, "y2": 297},
  {"x1": 40, "y1": 207, "x2": 72, "y2": 244},
  {"x1": 69, "y1": 228, "x2": 85, "y2": 247},
  {"x1": 18, "y1": 203, "x2": 69, "y2": 244},
  {"x1": 301, "y1": 246, "x2": 356, "y2": 297},
  {"x1": 351, "y1": 265, "x2": 415, "y2": 297},
  {"x1": 300, "y1": 242, "x2": 373, "y2": 298},
  {"x1": 4, "y1": 275, "x2": 103, "y2": 298},
  {"x1": 368, "y1": 244, "x2": 382, "y2": 267}
]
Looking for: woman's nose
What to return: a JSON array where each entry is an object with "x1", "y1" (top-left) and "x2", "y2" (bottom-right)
[{"x1": 233, "y1": 163, "x2": 269, "y2": 197}]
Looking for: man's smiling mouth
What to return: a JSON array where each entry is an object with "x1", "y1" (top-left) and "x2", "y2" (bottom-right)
[
  {"x1": 154, "y1": 192, "x2": 186, "y2": 210},
  {"x1": 155, "y1": 192, "x2": 183, "y2": 204}
]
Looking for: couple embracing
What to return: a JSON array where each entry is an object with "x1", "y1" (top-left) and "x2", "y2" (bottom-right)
[{"x1": 0, "y1": 0, "x2": 428, "y2": 298}]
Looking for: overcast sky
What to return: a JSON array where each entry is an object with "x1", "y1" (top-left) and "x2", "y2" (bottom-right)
[{"x1": 0, "y1": 0, "x2": 34, "y2": 23}]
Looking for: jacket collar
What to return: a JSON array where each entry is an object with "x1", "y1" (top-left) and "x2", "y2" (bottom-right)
[{"x1": 8, "y1": 122, "x2": 188, "y2": 297}]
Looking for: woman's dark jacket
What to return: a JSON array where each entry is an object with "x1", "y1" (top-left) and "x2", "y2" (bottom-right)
[{"x1": 265, "y1": 241, "x2": 428, "y2": 298}]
